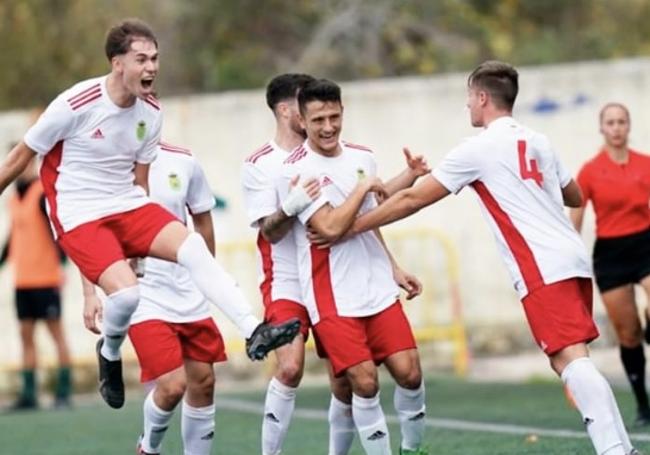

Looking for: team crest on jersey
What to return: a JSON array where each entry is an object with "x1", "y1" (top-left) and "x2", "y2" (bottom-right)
[
  {"x1": 136, "y1": 121, "x2": 147, "y2": 141},
  {"x1": 168, "y1": 172, "x2": 181, "y2": 191},
  {"x1": 356, "y1": 168, "x2": 366, "y2": 180}
]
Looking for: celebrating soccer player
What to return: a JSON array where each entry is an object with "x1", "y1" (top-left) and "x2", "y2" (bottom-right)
[
  {"x1": 282, "y1": 78, "x2": 429, "y2": 455},
  {"x1": 0, "y1": 18, "x2": 299, "y2": 410},
  {"x1": 348, "y1": 61, "x2": 637, "y2": 455}
]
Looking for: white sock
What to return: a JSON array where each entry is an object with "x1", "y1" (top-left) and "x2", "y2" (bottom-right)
[
  {"x1": 561, "y1": 357, "x2": 627, "y2": 455},
  {"x1": 605, "y1": 371, "x2": 634, "y2": 454},
  {"x1": 394, "y1": 383, "x2": 426, "y2": 451},
  {"x1": 101, "y1": 286, "x2": 139, "y2": 361},
  {"x1": 328, "y1": 395, "x2": 355, "y2": 455},
  {"x1": 262, "y1": 377, "x2": 297, "y2": 455},
  {"x1": 352, "y1": 392, "x2": 391, "y2": 455},
  {"x1": 177, "y1": 233, "x2": 259, "y2": 338},
  {"x1": 182, "y1": 400, "x2": 216, "y2": 455},
  {"x1": 141, "y1": 389, "x2": 174, "y2": 454}
]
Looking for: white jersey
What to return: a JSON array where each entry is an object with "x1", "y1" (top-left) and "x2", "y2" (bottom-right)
[
  {"x1": 130, "y1": 143, "x2": 216, "y2": 324},
  {"x1": 24, "y1": 75, "x2": 163, "y2": 235},
  {"x1": 432, "y1": 116, "x2": 591, "y2": 298},
  {"x1": 240, "y1": 141, "x2": 302, "y2": 305},
  {"x1": 282, "y1": 141, "x2": 399, "y2": 324}
]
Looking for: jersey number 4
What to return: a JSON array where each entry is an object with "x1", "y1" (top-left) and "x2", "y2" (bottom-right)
[{"x1": 518, "y1": 140, "x2": 543, "y2": 187}]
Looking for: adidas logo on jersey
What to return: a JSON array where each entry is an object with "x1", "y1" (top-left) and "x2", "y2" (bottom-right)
[
  {"x1": 91, "y1": 128, "x2": 104, "y2": 139},
  {"x1": 322, "y1": 176, "x2": 333, "y2": 186},
  {"x1": 367, "y1": 430, "x2": 387, "y2": 441}
]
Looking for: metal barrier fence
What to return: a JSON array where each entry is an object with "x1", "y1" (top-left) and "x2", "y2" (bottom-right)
[
  {"x1": 0, "y1": 228, "x2": 469, "y2": 384},
  {"x1": 218, "y1": 227, "x2": 470, "y2": 376}
]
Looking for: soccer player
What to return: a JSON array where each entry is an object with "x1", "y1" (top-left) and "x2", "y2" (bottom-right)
[
  {"x1": 283, "y1": 78, "x2": 429, "y2": 455},
  {"x1": 242, "y1": 73, "x2": 325, "y2": 455},
  {"x1": 348, "y1": 61, "x2": 636, "y2": 455},
  {"x1": 571, "y1": 103, "x2": 650, "y2": 426},
  {"x1": 83, "y1": 141, "x2": 222, "y2": 455},
  {"x1": 0, "y1": 149, "x2": 72, "y2": 410},
  {"x1": 0, "y1": 18, "x2": 298, "y2": 410}
]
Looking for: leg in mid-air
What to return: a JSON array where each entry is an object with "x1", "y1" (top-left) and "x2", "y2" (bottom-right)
[
  {"x1": 148, "y1": 220, "x2": 300, "y2": 359},
  {"x1": 92, "y1": 261, "x2": 141, "y2": 409}
]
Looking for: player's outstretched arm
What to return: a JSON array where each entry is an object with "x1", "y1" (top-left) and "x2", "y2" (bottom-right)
[
  {"x1": 384, "y1": 148, "x2": 431, "y2": 196},
  {"x1": 561, "y1": 179, "x2": 583, "y2": 208},
  {"x1": 0, "y1": 142, "x2": 36, "y2": 195},
  {"x1": 260, "y1": 176, "x2": 320, "y2": 244},
  {"x1": 308, "y1": 176, "x2": 386, "y2": 243},
  {"x1": 351, "y1": 174, "x2": 450, "y2": 235}
]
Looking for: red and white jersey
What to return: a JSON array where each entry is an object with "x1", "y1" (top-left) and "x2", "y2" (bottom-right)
[
  {"x1": 241, "y1": 140, "x2": 302, "y2": 305},
  {"x1": 432, "y1": 116, "x2": 591, "y2": 298},
  {"x1": 282, "y1": 140, "x2": 399, "y2": 324},
  {"x1": 130, "y1": 143, "x2": 215, "y2": 324},
  {"x1": 24, "y1": 75, "x2": 163, "y2": 235}
]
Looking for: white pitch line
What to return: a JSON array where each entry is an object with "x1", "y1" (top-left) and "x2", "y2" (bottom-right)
[{"x1": 216, "y1": 397, "x2": 650, "y2": 442}]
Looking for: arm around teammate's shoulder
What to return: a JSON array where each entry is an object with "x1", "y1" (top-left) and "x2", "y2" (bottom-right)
[
  {"x1": 308, "y1": 176, "x2": 385, "y2": 242},
  {"x1": 350, "y1": 174, "x2": 450, "y2": 235}
]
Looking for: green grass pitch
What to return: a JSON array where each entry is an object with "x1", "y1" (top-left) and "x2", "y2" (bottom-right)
[{"x1": 2, "y1": 376, "x2": 648, "y2": 454}]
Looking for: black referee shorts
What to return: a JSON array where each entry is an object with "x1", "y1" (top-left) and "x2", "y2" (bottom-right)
[
  {"x1": 593, "y1": 228, "x2": 650, "y2": 292},
  {"x1": 15, "y1": 287, "x2": 62, "y2": 320}
]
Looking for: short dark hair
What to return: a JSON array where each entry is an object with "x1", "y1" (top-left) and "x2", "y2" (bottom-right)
[
  {"x1": 105, "y1": 18, "x2": 157, "y2": 61},
  {"x1": 468, "y1": 61, "x2": 519, "y2": 110},
  {"x1": 266, "y1": 73, "x2": 315, "y2": 112},
  {"x1": 298, "y1": 79, "x2": 341, "y2": 115}
]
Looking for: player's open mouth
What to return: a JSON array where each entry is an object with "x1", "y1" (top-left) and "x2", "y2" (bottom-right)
[{"x1": 141, "y1": 79, "x2": 154, "y2": 90}]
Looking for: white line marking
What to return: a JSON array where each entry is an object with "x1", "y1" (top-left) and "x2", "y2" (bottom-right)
[{"x1": 216, "y1": 397, "x2": 650, "y2": 442}]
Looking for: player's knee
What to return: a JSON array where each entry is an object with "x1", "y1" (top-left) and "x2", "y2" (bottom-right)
[
  {"x1": 391, "y1": 358, "x2": 422, "y2": 390},
  {"x1": 195, "y1": 372, "x2": 216, "y2": 396},
  {"x1": 109, "y1": 285, "x2": 140, "y2": 315},
  {"x1": 184, "y1": 368, "x2": 215, "y2": 402},
  {"x1": 331, "y1": 380, "x2": 352, "y2": 402},
  {"x1": 277, "y1": 360, "x2": 303, "y2": 387},
  {"x1": 158, "y1": 378, "x2": 187, "y2": 404},
  {"x1": 397, "y1": 368, "x2": 423, "y2": 390},
  {"x1": 177, "y1": 232, "x2": 209, "y2": 268},
  {"x1": 352, "y1": 376, "x2": 379, "y2": 398},
  {"x1": 618, "y1": 326, "x2": 643, "y2": 347}
]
